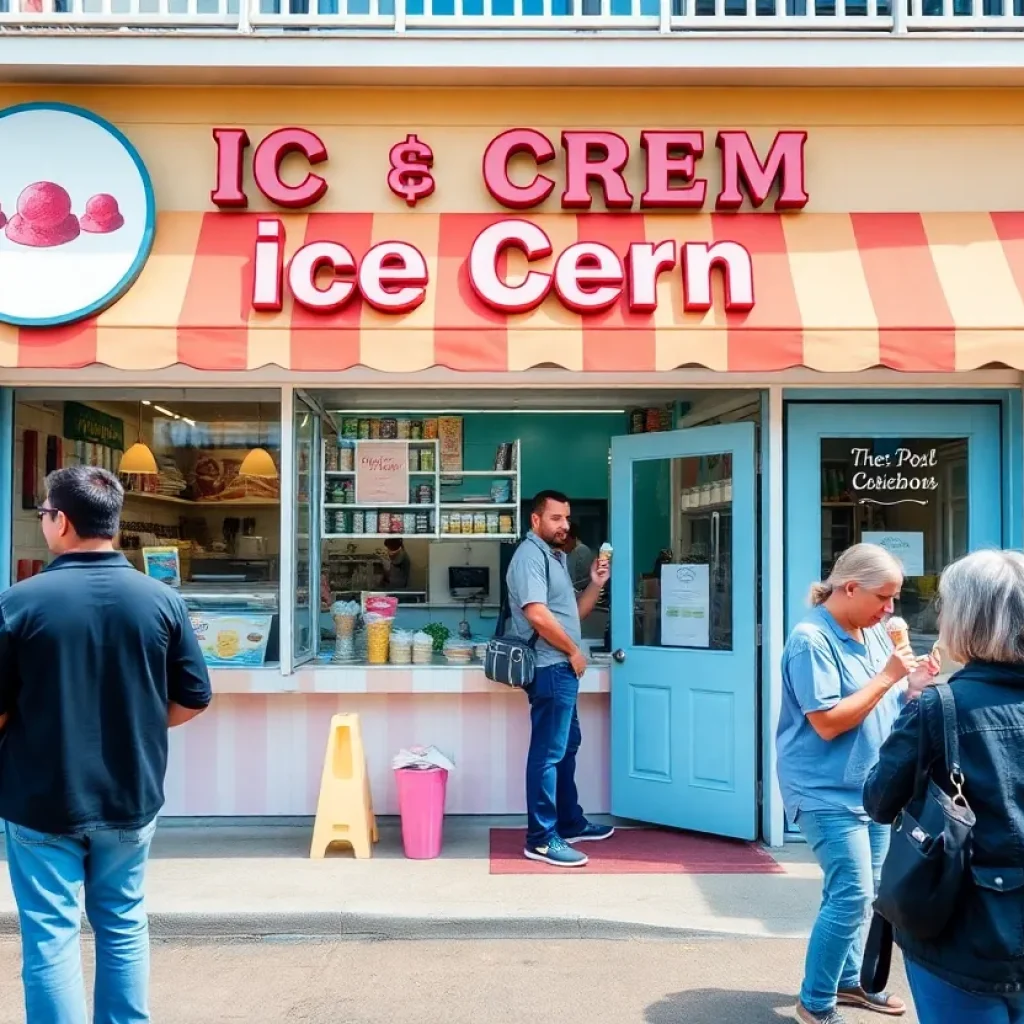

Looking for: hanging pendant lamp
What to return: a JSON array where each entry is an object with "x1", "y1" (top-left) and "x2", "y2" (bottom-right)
[
  {"x1": 118, "y1": 401, "x2": 158, "y2": 475},
  {"x1": 240, "y1": 403, "x2": 278, "y2": 479}
]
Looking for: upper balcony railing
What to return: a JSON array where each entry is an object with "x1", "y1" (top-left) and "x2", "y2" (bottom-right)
[{"x1": 2, "y1": 0, "x2": 1023, "y2": 32}]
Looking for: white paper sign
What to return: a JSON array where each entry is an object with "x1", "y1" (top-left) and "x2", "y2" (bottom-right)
[
  {"x1": 862, "y1": 531, "x2": 925, "y2": 577},
  {"x1": 660, "y1": 563, "x2": 710, "y2": 648},
  {"x1": 355, "y1": 441, "x2": 409, "y2": 505}
]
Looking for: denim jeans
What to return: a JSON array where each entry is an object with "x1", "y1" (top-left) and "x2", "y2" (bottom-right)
[
  {"x1": 797, "y1": 808, "x2": 890, "y2": 1014},
  {"x1": 907, "y1": 961, "x2": 1024, "y2": 1024},
  {"x1": 525, "y1": 662, "x2": 587, "y2": 847},
  {"x1": 5, "y1": 818, "x2": 157, "y2": 1024}
]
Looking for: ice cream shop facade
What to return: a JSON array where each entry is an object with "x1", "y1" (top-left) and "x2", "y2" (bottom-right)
[{"x1": 0, "y1": 85, "x2": 1022, "y2": 848}]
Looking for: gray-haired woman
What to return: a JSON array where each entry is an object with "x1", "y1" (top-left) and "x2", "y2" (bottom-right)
[
  {"x1": 865, "y1": 549, "x2": 1024, "y2": 1024},
  {"x1": 778, "y1": 543, "x2": 939, "y2": 1024}
]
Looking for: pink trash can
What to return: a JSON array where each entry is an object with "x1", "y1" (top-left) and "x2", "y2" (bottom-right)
[{"x1": 394, "y1": 766, "x2": 448, "y2": 859}]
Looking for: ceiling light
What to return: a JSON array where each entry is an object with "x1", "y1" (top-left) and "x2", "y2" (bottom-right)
[
  {"x1": 241, "y1": 402, "x2": 279, "y2": 479},
  {"x1": 117, "y1": 400, "x2": 159, "y2": 476},
  {"x1": 239, "y1": 447, "x2": 278, "y2": 478},
  {"x1": 119, "y1": 442, "x2": 159, "y2": 475}
]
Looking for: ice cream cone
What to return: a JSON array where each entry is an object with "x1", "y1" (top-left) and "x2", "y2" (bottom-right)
[
  {"x1": 886, "y1": 616, "x2": 910, "y2": 649},
  {"x1": 599, "y1": 542, "x2": 612, "y2": 566}
]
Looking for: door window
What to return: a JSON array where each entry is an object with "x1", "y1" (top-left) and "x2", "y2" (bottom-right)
[
  {"x1": 819, "y1": 436, "x2": 968, "y2": 655},
  {"x1": 293, "y1": 402, "x2": 319, "y2": 664},
  {"x1": 631, "y1": 452, "x2": 733, "y2": 651}
]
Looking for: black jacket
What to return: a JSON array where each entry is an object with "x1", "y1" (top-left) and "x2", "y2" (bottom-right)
[{"x1": 864, "y1": 662, "x2": 1024, "y2": 995}]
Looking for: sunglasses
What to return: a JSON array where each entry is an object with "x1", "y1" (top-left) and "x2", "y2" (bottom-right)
[{"x1": 35, "y1": 506, "x2": 60, "y2": 522}]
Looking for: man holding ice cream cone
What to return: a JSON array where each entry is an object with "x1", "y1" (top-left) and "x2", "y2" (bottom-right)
[{"x1": 505, "y1": 490, "x2": 612, "y2": 868}]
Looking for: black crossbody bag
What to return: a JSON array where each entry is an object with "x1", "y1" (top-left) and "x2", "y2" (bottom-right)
[
  {"x1": 862, "y1": 682, "x2": 976, "y2": 991},
  {"x1": 484, "y1": 545, "x2": 550, "y2": 689}
]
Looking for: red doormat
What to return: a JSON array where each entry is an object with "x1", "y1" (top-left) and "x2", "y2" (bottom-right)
[{"x1": 489, "y1": 828, "x2": 784, "y2": 875}]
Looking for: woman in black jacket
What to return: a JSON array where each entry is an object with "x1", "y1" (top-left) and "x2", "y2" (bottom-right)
[{"x1": 864, "y1": 549, "x2": 1024, "y2": 1024}]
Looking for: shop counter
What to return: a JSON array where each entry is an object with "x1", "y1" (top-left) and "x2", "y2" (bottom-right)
[
  {"x1": 208, "y1": 662, "x2": 611, "y2": 694},
  {"x1": 170, "y1": 663, "x2": 612, "y2": 818}
]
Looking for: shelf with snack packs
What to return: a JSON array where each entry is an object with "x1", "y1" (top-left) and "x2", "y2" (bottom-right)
[{"x1": 320, "y1": 424, "x2": 522, "y2": 541}]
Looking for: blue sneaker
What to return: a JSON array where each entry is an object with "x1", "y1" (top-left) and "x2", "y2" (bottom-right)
[
  {"x1": 523, "y1": 836, "x2": 588, "y2": 867},
  {"x1": 563, "y1": 822, "x2": 615, "y2": 844}
]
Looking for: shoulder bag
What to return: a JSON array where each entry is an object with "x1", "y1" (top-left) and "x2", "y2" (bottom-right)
[
  {"x1": 862, "y1": 682, "x2": 976, "y2": 990},
  {"x1": 484, "y1": 544, "x2": 550, "y2": 689}
]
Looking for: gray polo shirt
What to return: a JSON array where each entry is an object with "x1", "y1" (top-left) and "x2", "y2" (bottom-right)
[{"x1": 505, "y1": 531, "x2": 582, "y2": 668}]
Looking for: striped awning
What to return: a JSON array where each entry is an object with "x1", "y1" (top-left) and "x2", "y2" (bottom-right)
[{"x1": 5, "y1": 210, "x2": 1024, "y2": 374}]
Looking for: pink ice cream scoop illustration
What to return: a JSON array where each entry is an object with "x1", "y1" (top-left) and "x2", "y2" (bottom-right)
[
  {"x1": 5, "y1": 182, "x2": 80, "y2": 248},
  {"x1": 80, "y1": 193, "x2": 124, "y2": 234},
  {"x1": 0, "y1": 203, "x2": 6, "y2": 230}
]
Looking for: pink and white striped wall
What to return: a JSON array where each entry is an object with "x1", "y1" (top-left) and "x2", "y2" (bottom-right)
[{"x1": 163, "y1": 685, "x2": 612, "y2": 817}]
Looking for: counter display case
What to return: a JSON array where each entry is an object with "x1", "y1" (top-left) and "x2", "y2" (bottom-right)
[{"x1": 181, "y1": 582, "x2": 280, "y2": 668}]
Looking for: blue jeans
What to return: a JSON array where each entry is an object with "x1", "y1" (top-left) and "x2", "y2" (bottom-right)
[
  {"x1": 907, "y1": 961, "x2": 1024, "y2": 1024},
  {"x1": 797, "y1": 809, "x2": 890, "y2": 1014},
  {"x1": 5, "y1": 818, "x2": 156, "y2": 1024},
  {"x1": 525, "y1": 662, "x2": 587, "y2": 847}
]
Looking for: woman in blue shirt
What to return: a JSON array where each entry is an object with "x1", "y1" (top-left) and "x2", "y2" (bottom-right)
[{"x1": 778, "y1": 543, "x2": 939, "y2": 1024}]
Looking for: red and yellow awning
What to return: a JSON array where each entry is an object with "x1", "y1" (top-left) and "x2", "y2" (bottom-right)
[{"x1": 5, "y1": 210, "x2": 1024, "y2": 374}]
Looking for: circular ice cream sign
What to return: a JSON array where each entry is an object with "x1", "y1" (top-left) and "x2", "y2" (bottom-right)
[{"x1": 0, "y1": 103, "x2": 155, "y2": 327}]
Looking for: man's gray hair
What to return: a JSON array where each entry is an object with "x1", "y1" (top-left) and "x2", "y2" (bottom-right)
[{"x1": 939, "y1": 549, "x2": 1024, "y2": 665}]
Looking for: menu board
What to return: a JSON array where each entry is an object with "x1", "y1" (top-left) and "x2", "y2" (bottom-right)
[
  {"x1": 355, "y1": 441, "x2": 409, "y2": 505},
  {"x1": 188, "y1": 612, "x2": 273, "y2": 667}
]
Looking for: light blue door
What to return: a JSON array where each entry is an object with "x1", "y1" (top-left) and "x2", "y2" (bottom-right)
[
  {"x1": 785, "y1": 402, "x2": 1002, "y2": 649},
  {"x1": 610, "y1": 424, "x2": 758, "y2": 841}
]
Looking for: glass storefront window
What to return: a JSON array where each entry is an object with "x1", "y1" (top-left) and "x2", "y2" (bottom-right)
[
  {"x1": 12, "y1": 390, "x2": 282, "y2": 668},
  {"x1": 632, "y1": 452, "x2": 734, "y2": 652},
  {"x1": 820, "y1": 436, "x2": 968, "y2": 655},
  {"x1": 293, "y1": 398, "x2": 319, "y2": 665}
]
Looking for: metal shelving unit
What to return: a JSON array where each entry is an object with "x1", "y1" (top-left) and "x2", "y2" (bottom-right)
[{"x1": 319, "y1": 435, "x2": 521, "y2": 542}]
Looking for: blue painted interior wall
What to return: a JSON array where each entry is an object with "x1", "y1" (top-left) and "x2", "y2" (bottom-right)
[
  {"x1": 632, "y1": 460, "x2": 673, "y2": 579},
  {"x1": 457, "y1": 412, "x2": 626, "y2": 498}
]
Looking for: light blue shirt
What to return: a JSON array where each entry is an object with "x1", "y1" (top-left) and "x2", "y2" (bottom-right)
[
  {"x1": 776, "y1": 605, "x2": 903, "y2": 821},
  {"x1": 505, "y1": 532, "x2": 581, "y2": 668}
]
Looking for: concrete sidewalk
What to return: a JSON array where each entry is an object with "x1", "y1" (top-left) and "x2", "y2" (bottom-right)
[{"x1": 0, "y1": 819, "x2": 823, "y2": 941}]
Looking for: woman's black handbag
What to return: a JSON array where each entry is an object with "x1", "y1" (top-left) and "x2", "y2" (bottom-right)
[
  {"x1": 875, "y1": 682, "x2": 977, "y2": 938},
  {"x1": 862, "y1": 683, "x2": 975, "y2": 991}
]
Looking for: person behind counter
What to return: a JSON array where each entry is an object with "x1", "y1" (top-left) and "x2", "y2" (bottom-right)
[
  {"x1": 564, "y1": 522, "x2": 595, "y2": 593},
  {"x1": 506, "y1": 489, "x2": 611, "y2": 868},
  {"x1": 383, "y1": 538, "x2": 411, "y2": 590}
]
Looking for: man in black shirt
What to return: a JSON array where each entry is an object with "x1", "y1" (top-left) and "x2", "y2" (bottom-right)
[{"x1": 0, "y1": 466, "x2": 212, "y2": 1024}]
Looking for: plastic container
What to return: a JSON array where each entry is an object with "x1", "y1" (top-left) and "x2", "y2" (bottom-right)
[
  {"x1": 390, "y1": 630, "x2": 413, "y2": 665},
  {"x1": 366, "y1": 618, "x2": 392, "y2": 664},
  {"x1": 395, "y1": 766, "x2": 448, "y2": 859},
  {"x1": 443, "y1": 639, "x2": 474, "y2": 665},
  {"x1": 412, "y1": 630, "x2": 434, "y2": 665}
]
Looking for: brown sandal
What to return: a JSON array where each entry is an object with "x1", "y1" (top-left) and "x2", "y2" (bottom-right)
[{"x1": 837, "y1": 987, "x2": 906, "y2": 1016}]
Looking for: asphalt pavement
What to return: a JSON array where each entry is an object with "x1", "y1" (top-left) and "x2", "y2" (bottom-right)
[{"x1": 0, "y1": 936, "x2": 916, "y2": 1024}]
